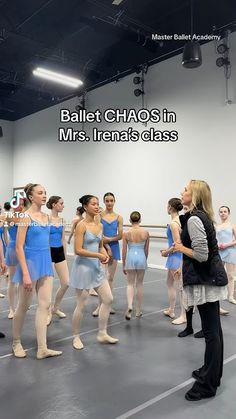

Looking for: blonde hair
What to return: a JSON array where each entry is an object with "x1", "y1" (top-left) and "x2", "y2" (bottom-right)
[{"x1": 189, "y1": 180, "x2": 214, "y2": 222}]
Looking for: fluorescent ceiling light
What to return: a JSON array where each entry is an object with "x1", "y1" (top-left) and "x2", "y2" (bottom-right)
[
  {"x1": 33, "y1": 67, "x2": 83, "y2": 88},
  {"x1": 112, "y1": 0, "x2": 124, "y2": 5}
]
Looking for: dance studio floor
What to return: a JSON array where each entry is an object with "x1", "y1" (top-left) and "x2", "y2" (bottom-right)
[{"x1": 0, "y1": 260, "x2": 236, "y2": 419}]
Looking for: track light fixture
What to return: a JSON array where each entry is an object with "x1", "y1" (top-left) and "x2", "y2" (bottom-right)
[
  {"x1": 133, "y1": 76, "x2": 142, "y2": 85},
  {"x1": 182, "y1": 0, "x2": 202, "y2": 68},
  {"x1": 216, "y1": 43, "x2": 229, "y2": 54},
  {"x1": 216, "y1": 57, "x2": 230, "y2": 67},
  {"x1": 134, "y1": 89, "x2": 144, "y2": 97}
]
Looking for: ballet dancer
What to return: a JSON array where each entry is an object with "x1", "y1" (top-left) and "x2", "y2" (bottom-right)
[
  {"x1": 0, "y1": 205, "x2": 8, "y2": 297},
  {"x1": 216, "y1": 206, "x2": 236, "y2": 304},
  {"x1": 68, "y1": 206, "x2": 97, "y2": 297},
  {"x1": 92, "y1": 192, "x2": 123, "y2": 316},
  {"x1": 122, "y1": 211, "x2": 149, "y2": 319},
  {"x1": 0, "y1": 238, "x2": 7, "y2": 338},
  {"x1": 173, "y1": 180, "x2": 227, "y2": 401},
  {"x1": 67, "y1": 206, "x2": 84, "y2": 245},
  {"x1": 161, "y1": 198, "x2": 186, "y2": 325},
  {"x1": 70, "y1": 195, "x2": 118, "y2": 349},
  {"x1": 46, "y1": 196, "x2": 69, "y2": 322},
  {"x1": 4, "y1": 200, "x2": 22, "y2": 319},
  {"x1": 12, "y1": 183, "x2": 62, "y2": 359}
]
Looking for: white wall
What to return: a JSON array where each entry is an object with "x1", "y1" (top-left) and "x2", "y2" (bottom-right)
[
  {"x1": 11, "y1": 33, "x2": 236, "y2": 266},
  {"x1": 0, "y1": 120, "x2": 13, "y2": 205}
]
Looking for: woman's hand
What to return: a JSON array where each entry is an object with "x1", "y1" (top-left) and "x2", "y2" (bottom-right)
[
  {"x1": 23, "y1": 274, "x2": 33, "y2": 292},
  {"x1": 123, "y1": 268, "x2": 127, "y2": 275},
  {"x1": 173, "y1": 241, "x2": 184, "y2": 253}
]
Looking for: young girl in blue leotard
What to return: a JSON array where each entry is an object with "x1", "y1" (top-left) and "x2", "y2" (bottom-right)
[
  {"x1": 0, "y1": 236, "x2": 7, "y2": 338},
  {"x1": 122, "y1": 211, "x2": 149, "y2": 319},
  {"x1": 161, "y1": 198, "x2": 186, "y2": 325},
  {"x1": 46, "y1": 196, "x2": 69, "y2": 324},
  {"x1": 12, "y1": 183, "x2": 62, "y2": 359},
  {"x1": 92, "y1": 192, "x2": 123, "y2": 316},
  {"x1": 70, "y1": 195, "x2": 118, "y2": 349},
  {"x1": 216, "y1": 205, "x2": 236, "y2": 304}
]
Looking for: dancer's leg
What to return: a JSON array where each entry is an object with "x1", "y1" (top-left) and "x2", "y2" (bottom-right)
[
  {"x1": 172, "y1": 277, "x2": 186, "y2": 325},
  {"x1": 96, "y1": 280, "x2": 118, "y2": 343},
  {"x1": 226, "y1": 263, "x2": 236, "y2": 303},
  {"x1": 72, "y1": 289, "x2": 89, "y2": 349},
  {"x1": 12, "y1": 283, "x2": 34, "y2": 357},
  {"x1": 7, "y1": 266, "x2": 17, "y2": 318},
  {"x1": 135, "y1": 270, "x2": 145, "y2": 316},
  {"x1": 52, "y1": 260, "x2": 69, "y2": 316},
  {"x1": 164, "y1": 270, "x2": 176, "y2": 318},
  {"x1": 93, "y1": 261, "x2": 117, "y2": 316},
  {"x1": 36, "y1": 276, "x2": 62, "y2": 359}
]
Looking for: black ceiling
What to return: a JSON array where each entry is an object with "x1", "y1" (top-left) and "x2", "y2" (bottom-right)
[{"x1": 0, "y1": 0, "x2": 235, "y2": 121}]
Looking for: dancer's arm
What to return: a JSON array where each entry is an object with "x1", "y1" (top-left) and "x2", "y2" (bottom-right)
[
  {"x1": 0, "y1": 239, "x2": 7, "y2": 274},
  {"x1": 67, "y1": 217, "x2": 81, "y2": 244},
  {"x1": 99, "y1": 238, "x2": 109, "y2": 264},
  {"x1": 122, "y1": 232, "x2": 128, "y2": 274},
  {"x1": 220, "y1": 225, "x2": 236, "y2": 249},
  {"x1": 74, "y1": 222, "x2": 107, "y2": 262},
  {"x1": 3, "y1": 226, "x2": 9, "y2": 246},
  {"x1": 15, "y1": 215, "x2": 32, "y2": 291},
  {"x1": 103, "y1": 215, "x2": 123, "y2": 243},
  {"x1": 145, "y1": 232, "x2": 150, "y2": 259},
  {"x1": 62, "y1": 226, "x2": 67, "y2": 260}
]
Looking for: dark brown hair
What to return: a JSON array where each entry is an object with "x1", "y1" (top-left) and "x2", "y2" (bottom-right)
[
  {"x1": 76, "y1": 206, "x2": 85, "y2": 215},
  {"x1": 168, "y1": 198, "x2": 183, "y2": 212},
  {"x1": 103, "y1": 192, "x2": 115, "y2": 201},
  {"x1": 130, "y1": 211, "x2": 141, "y2": 223},
  {"x1": 79, "y1": 195, "x2": 96, "y2": 208},
  {"x1": 46, "y1": 196, "x2": 62, "y2": 209},
  {"x1": 219, "y1": 205, "x2": 230, "y2": 214}
]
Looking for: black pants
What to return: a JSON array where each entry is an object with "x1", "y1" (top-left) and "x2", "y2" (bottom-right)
[{"x1": 192, "y1": 301, "x2": 223, "y2": 396}]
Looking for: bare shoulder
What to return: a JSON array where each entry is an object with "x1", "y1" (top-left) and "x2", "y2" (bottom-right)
[
  {"x1": 75, "y1": 220, "x2": 86, "y2": 233},
  {"x1": 117, "y1": 214, "x2": 123, "y2": 222},
  {"x1": 18, "y1": 212, "x2": 31, "y2": 227}
]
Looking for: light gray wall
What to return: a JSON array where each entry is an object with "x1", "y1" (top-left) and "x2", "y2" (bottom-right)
[
  {"x1": 4, "y1": 33, "x2": 235, "y2": 266},
  {"x1": 12, "y1": 33, "x2": 236, "y2": 228},
  {"x1": 0, "y1": 120, "x2": 13, "y2": 205}
]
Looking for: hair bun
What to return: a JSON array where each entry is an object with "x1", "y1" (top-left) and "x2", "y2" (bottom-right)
[
  {"x1": 79, "y1": 195, "x2": 94, "y2": 207},
  {"x1": 24, "y1": 183, "x2": 34, "y2": 194}
]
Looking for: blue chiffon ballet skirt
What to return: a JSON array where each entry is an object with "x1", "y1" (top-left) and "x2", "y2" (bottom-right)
[
  {"x1": 0, "y1": 225, "x2": 6, "y2": 256},
  {"x1": 13, "y1": 219, "x2": 53, "y2": 283},
  {"x1": 5, "y1": 225, "x2": 18, "y2": 266},
  {"x1": 70, "y1": 230, "x2": 106, "y2": 289},
  {"x1": 216, "y1": 228, "x2": 236, "y2": 264},
  {"x1": 165, "y1": 224, "x2": 182, "y2": 270},
  {"x1": 101, "y1": 218, "x2": 120, "y2": 260},
  {"x1": 125, "y1": 241, "x2": 147, "y2": 270}
]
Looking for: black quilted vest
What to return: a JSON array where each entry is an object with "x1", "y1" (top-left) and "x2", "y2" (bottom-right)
[{"x1": 180, "y1": 210, "x2": 228, "y2": 287}]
